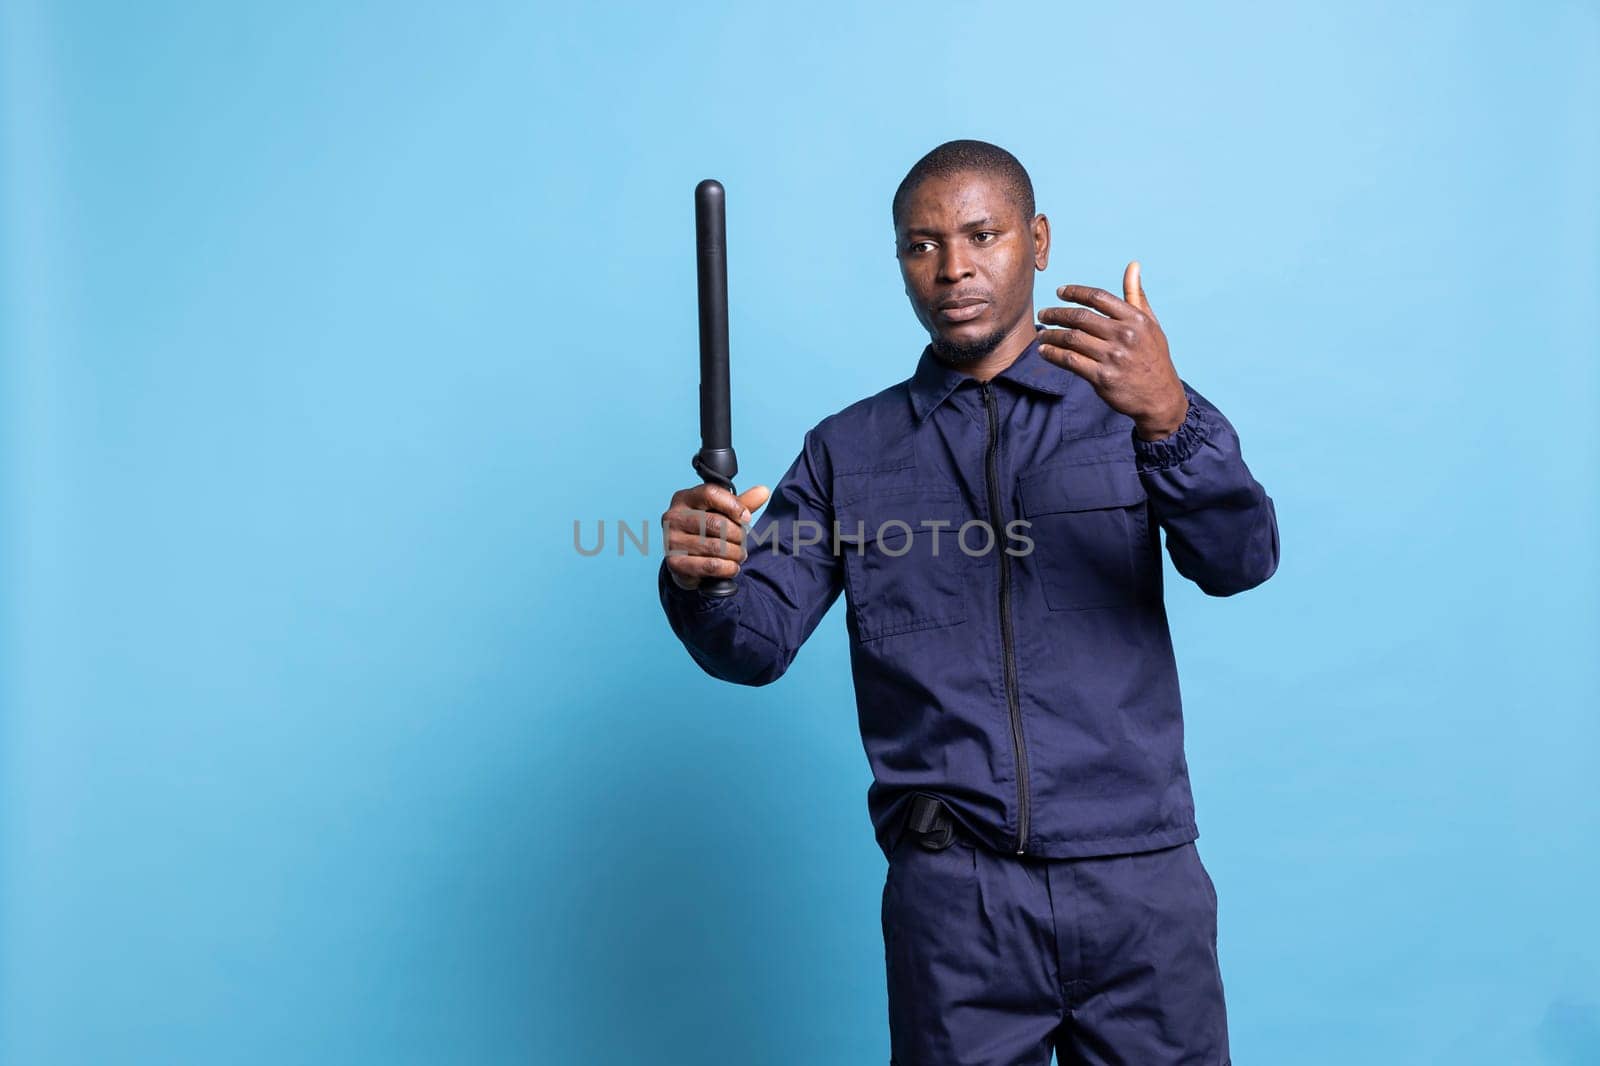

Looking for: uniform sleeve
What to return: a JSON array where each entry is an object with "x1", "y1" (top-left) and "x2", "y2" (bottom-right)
[
  {"x1": 657, "y1": 427, "x2": 845, "y2": 685},
  {"x1": 1131, "y1": 380, "x2": 1280, "y2": 597}
]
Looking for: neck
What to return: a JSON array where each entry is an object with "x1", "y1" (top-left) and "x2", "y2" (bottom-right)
[{"x1": 938, "y1": 314, "x2": 1039, "y2": 383}]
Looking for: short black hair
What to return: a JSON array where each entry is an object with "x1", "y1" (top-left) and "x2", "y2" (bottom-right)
[{"x1": 892, "y1": 139, "x2": 1036, "y2": 232}]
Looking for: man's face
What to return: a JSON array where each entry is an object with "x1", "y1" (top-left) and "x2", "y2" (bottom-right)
[{"x1": 896, "y1": 170, "x2": 1048, "y2": 363}]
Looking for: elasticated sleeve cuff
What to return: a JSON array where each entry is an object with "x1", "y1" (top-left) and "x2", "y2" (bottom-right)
[{"x1": 1132, "y1": 387, "x2": 1213, "y2": 472}]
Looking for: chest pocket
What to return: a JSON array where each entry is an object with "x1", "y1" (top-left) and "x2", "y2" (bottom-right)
[
  {"x1": 834, "y1": 488, "x2": 969, "y2": 642},
  {"x1": 1017, "y1": 458, "x2": 1150, "y2": 612}
]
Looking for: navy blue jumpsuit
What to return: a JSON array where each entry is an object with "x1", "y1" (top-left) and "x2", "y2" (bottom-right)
[{"x1": 660, "y1": 325, "x2": 1279, "y2": 1064}]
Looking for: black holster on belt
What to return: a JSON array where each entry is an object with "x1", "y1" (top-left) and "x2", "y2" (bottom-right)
[{"x1": 905, "y1": 793, "x2": 957, "y2": 851}]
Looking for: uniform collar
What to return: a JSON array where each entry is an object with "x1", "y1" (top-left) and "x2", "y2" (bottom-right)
[{"x1": 908, "y1": 323, "x2": 1075, "y2": 423}]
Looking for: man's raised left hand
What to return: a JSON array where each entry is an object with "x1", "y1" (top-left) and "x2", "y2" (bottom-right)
[{"x1": 1037, "y1": 260, "x2": 1190, "y2": 441}]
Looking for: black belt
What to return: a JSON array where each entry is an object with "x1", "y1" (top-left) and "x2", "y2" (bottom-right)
[{"x1": 905, "y1": 793, "x2": 958, "y2": 851}]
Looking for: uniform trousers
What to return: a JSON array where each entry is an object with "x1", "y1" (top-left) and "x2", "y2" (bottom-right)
[{"x1": 883, "y1": 800, "x2": 1230, "y2": 1065}]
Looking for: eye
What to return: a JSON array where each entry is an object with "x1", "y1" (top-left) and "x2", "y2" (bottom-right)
[
  {"x1": 908, "y1": 240, "x2": 935, "y2": 255},
  {"x1": 973, "y1": 231, "x2": 997, "y2": 243}
]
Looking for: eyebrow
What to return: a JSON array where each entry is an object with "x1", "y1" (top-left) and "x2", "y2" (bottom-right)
[{"x1": 902, "y1": 216, "x2": 1001, "y2": 239}]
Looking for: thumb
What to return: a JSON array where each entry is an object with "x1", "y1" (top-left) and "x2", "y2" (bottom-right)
[
  {"x1": 1123, "y1": 260, "x2": 1152, "y2": 314},
  {"x1": 737, "y1": 484, "x2": 771, "y2": 516}
]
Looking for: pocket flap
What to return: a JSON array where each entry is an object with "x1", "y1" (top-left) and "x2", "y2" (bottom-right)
[
  {"x1": 835, "y1": 490, "x2": 966, "y2": 550},
  {"x1": 1019, "y1": 460, "x2": 1147, "y2": 516}
]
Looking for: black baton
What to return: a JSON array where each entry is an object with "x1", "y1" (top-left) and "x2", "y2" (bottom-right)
[{"x1": 691, "y1": 178, "x2": 739, "y2": 597}]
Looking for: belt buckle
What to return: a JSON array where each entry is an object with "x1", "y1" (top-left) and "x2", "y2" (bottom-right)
[{"x1": 908, "y1": 793, "x2": 956, "y2": 851}]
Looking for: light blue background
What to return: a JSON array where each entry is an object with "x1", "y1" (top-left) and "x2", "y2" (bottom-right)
[{"x1": 3, "y1": 2, "x2": 1596, "y2": 1063}]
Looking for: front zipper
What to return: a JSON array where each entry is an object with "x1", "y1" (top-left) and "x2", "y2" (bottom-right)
[{"x1": 982, "y1": 381, "x2": 1030, "y2": 855}]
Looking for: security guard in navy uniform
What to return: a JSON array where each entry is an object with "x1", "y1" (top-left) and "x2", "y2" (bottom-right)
[{"x1": 659, "y1": 139, "x2": 1279, "y2": 1065}]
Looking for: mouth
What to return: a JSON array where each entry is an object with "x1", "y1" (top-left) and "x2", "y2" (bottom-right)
[{"x1": 935, "y1": 297, "x2": 988, "y2": 323}]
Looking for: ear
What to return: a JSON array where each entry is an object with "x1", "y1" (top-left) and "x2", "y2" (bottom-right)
[{"x1": 1033, "y1": 213, "x2": 1050, "y2": 271}]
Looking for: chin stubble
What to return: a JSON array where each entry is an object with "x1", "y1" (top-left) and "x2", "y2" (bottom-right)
[{"x1": 931, "y1": 322, "x2": 1011, "y2": 365}]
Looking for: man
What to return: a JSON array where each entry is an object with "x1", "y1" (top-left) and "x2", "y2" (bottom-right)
[{"x1": 657, "y1": 139, "x2": 1277, "y2": 1065}]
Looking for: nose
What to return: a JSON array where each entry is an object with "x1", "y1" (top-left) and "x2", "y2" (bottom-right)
[{"x1": 937, "y1": 242, "x2": 974, "y2": 284}]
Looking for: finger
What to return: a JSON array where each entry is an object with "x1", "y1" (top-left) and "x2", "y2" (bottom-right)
[
  {"x1": 1036, "y1": 326, "x2": 1114, "y2": 362},
  {"x1": 665, "y1": 552, "x2": 741, "y2": 582},
  {"x1": 665, "y1": 565, "x2": 702, "y2": 592},
  {"x1": 1037, "y1": 305, "x2": 1122, "y2": 341},
  {"x1": 1123, "y1": 260, "x2": 1151, "y2": 314},
  {"x1": 738, "y1": 484, "x2": 771, "y2": 515},
  {"x1": 664, "y1": 527, "x2": 749, "y2": 563},
  {"x1": 684, "y1": 483, "x2": 753, "y2": 524},
  {"x1": 662, "y1": 505, "x2": 747, "y2": 543},
  {"x1": 1055, "y1": 283, "x2": 1138, "y2": 321},
  {"x1": 1038, "y1": 343, "x2": 1103, "y2": 383}
]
